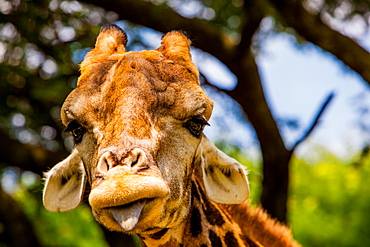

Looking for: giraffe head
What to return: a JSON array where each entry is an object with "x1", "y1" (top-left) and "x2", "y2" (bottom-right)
[{"x1": 43, "y1": 25, "x2": 249, "y2": 234}]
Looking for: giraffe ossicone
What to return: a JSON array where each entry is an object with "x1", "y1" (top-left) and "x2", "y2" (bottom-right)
[{"x1": 43, "y1": 24, "x2": 299, "y2": 247}]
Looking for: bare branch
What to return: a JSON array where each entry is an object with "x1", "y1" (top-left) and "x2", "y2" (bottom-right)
[{"x1": 291, "y1": 92, "x2": 335, "y2": 152}]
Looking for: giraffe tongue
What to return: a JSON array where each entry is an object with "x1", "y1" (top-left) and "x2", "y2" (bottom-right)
[{"x1": 111, "y1": 200, "x2": 145, "y2": 231}]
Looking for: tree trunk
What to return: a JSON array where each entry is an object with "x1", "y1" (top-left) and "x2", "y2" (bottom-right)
[
  {"x1": 0, "y1": 188, "x2": 41, "y2": 247},
  {"x1": 228, "y1": 52, "x2": 291, "y2": 222}
]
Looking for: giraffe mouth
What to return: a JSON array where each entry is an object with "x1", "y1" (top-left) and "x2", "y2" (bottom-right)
[{"x1": 109, "y1": 199, "x2": 151, "y2": 231}]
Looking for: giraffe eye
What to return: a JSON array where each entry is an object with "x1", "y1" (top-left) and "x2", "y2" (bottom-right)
[
  {"x1": 64, "y1": 120, "x2": 86, "y2": 144},
  {"x1": 72, "y1": 126, "x2": 85, "y2": 143},
  {"x1": 185, "y1": 116, "x2": 209, "y2": 137}
]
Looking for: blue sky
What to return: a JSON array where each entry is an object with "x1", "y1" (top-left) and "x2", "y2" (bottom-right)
[
  {"x1": 258, "y1": 34, "x2": 369, "y2": 157},
  {"x1": 200, "y1": 32, "x2": 370, "y2": 158}
]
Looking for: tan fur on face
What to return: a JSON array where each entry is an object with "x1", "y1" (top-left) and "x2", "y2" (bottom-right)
[
  {"x1": 43, "y1": 25, "x2": 299, "y2": 247},
  {"x1": 60, "y1": 25, "x2": 213, "y2": 233}
]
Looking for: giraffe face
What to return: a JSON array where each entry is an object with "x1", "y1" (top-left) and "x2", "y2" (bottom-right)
[
  {"x1": 48, "y1": 25, "x2": 212, "y2": 233},
  {"x1": 43, "y1": 25, "x2": 249, "y2": 234}
]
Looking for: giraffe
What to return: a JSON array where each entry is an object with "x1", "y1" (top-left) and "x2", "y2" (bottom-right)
[{"x1": 43, "y1": 24, "x2": 299, "y2": 247}]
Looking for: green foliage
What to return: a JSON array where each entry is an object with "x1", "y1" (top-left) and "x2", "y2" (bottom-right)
[
  {"x1": 0, "y1": 0, "x2": 116, "y2": 152},
  {"x1": 290, "y1": 152, "x2": 370, "y2": 247},
  {"x1": 11, "y1": 182, "x2": 109, "y2": 247},
  {"x1": 218, "y1": 144, "x2": 370, "y2": 246}
]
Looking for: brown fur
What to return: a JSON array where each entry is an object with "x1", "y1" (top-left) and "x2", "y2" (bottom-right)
[
  {"x1": 222, "y1": 203, "x2": 299, "y2": 247},
  {"x1": 138, "y1": 177, "x2": 264, "y2": 247},
  {"x1": 43, "y1": 24, "x2": 299, "y2": 247}
]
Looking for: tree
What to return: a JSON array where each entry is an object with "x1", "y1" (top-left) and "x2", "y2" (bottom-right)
[{"x1": 0, "y1": 0, "x2": 369, "y2": 246}]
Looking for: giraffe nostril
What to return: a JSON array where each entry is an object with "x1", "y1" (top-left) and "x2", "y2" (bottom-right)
[
  {"x1": 128, "y1": 149, "x2": 151, "y2": 173},
  {"x1": 105, "y1": 158, "x2": 110, "y2": 171},
  {"x1": 97, "y1": 149, "x2": 148, "y2": 174},
  {"x1": 131, "y1": 153, "x2": 141, "y2": 167},
  {"x1": 97, "y1": 152, "x2": 112, "y2": 173}
]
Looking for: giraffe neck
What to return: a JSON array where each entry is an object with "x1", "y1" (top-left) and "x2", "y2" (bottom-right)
[{"x1": 138, "y1": 178, "x2": 262, "y2": 247}]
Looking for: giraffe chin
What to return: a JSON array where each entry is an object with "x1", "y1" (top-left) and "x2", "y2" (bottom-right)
[{"x1": 111, "y1": 199, "x2": 146, "y2": 231}]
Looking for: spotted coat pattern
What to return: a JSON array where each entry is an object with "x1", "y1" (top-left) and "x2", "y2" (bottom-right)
[{"x1": 138, "y1": 178, "x2": 263, "y2": 247}]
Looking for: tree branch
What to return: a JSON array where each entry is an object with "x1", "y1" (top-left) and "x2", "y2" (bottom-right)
[
  {"x1": 79, "y1": 0, "x2": 234, "y2": 63},
  {"x1": 269, "y1": 0, "x2": 370, "y2": 87},
  {"x1": 291, "y1": 92, "x2": 335, "y2": 152},
  {"x1": 237, "y1": 1, "x2": 267, "y2": 57}
]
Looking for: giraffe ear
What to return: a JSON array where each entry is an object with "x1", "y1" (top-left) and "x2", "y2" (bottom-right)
[
  {"x1": 79, "y1": 24, "x2": 127, "y2": 80},
  {"x1": 157, "y1": 31, "x2": 191, "y2": 62},
  {"x1": 94, "y1": 24, "x2": 127, "y2": 54},
  {"x1": 198, "y1": 136, "x2": 250, "y2": 204},
  {"x1": 43, "y1": 149, "x2": 86, "y2": 212},
  {"x1": 157, "y1": 31, "x2": 199, "y2": 78}
]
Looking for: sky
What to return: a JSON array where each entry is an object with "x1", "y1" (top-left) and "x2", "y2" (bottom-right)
[
  {"x1": 257, "y1": 33, "x2": 370, "y2": 157},
  {"x1": 200, "y1": 31, "x2": 370, "y2": 159}
]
